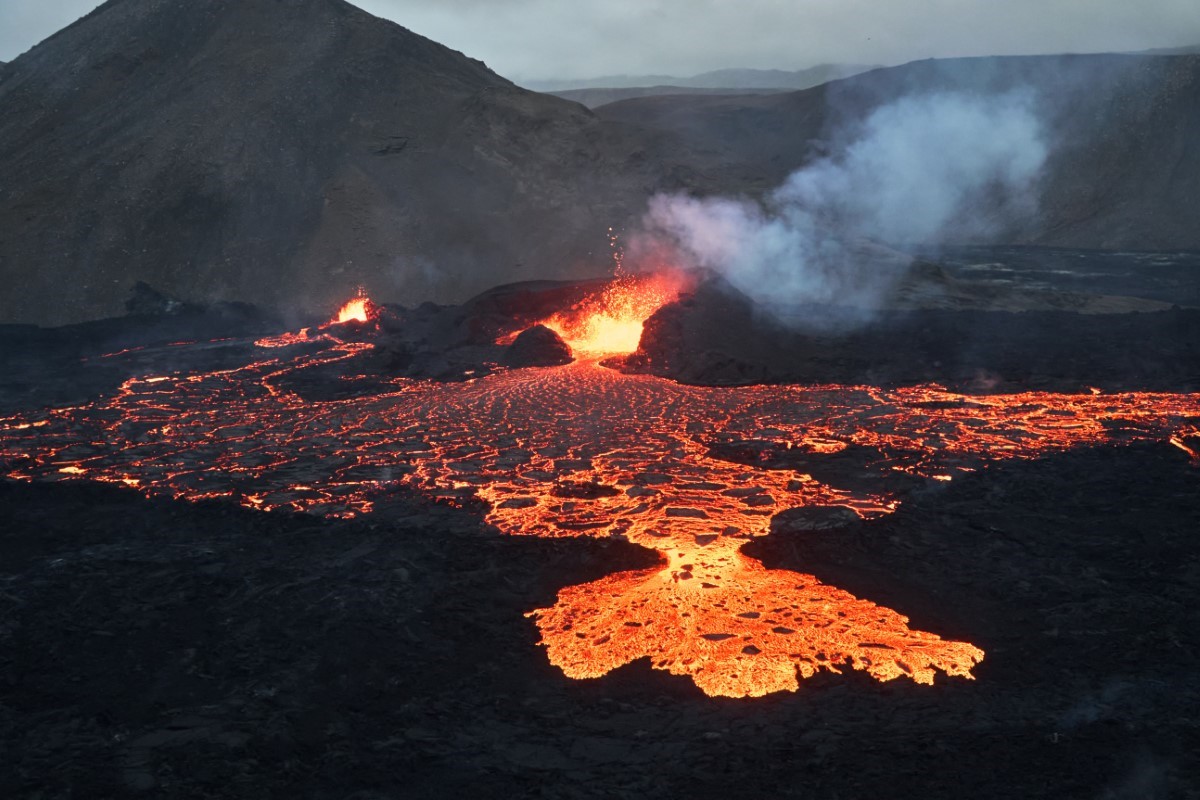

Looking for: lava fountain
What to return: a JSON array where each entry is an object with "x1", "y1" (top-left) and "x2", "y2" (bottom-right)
[
  {"x1": 540, "y1": 271, "x2": 689, "y2": 355},
  {"x1": 2, "y1": 283, "x2": 1198, "y2": 697},
  {"x1": 334, "y1": 291, "x2": 378, "y2": 324}
]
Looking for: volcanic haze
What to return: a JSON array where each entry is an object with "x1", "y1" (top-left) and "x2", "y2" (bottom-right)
[{"x1": 600, "y1": 54, "x2": 1200, "y2": 251}]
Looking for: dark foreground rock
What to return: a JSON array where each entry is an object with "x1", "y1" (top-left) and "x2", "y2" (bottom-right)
[{"x1": 2, "y1": 440, "x2": 1197, "y2": 799}]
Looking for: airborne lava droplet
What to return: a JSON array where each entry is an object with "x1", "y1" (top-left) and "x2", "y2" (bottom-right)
[{"x1": 2, "y1": 279, "x2": 1197, "y2": 697}]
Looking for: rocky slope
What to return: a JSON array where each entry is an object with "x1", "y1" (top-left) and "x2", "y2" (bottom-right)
[
  {"x1": 599, "y1": 54, "x2": 1200, "y2": 250},
  {"x1": 0, "y1": 0, "x2": 709, "y2": 324}
]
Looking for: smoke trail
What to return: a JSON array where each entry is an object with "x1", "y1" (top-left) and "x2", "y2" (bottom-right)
[{"x1": 638, "y1": 90, "x2": 1048, "y2": 319}]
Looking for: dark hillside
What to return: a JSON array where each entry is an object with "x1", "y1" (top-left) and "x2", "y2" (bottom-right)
[
  {"x1": 0, "y1": 0, "x2": 707, "y2": 324},
  {"x1": 599, "y1": 54, "x2": 1200, "y2": 250}
]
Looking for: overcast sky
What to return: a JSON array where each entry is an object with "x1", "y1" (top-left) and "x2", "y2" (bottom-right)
[{"x1": 2, "y1": 0, "x2": 1198, "y2": 80}]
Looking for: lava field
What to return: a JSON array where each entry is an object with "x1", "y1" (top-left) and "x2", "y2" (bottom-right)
[{"x1": 2, "y1": 271, "x2": 1199, "y2": 798}]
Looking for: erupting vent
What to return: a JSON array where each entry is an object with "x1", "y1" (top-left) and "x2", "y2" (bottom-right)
[
  {"x1": 2, "y1": 291, "x2": 1197, "y2": 697},
  {"x1": 255, "y1": 291, "x2": 381, "y2": 349},
  {"x1": 541, "y1": 271, "x2": 688, "y2": 355},
  {"x1": 334, "y1": 290, "x2": 378, "y2": 325}
]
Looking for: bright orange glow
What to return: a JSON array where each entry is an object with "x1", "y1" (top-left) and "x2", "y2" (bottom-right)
[
  {"x1": 336, "y1": 298, "x2": 369, "y2": 324},
  {"x1": 2, "y1": 324, "x2": 1197, "y2": 697},
  {"x1": 256, "y1": 328, "x2": 314, "y2": 348},
  {"x1": 530, "y1": 553, "x2": 983, "y2": 696},
  {"x1": 1170, "y1": 425, "x2": 1200, "y2": 462},
  {"x1": 332, "y1": 290, "x2": 377, "y2": 325},
  {"x1": 542, "y1": 272, "x2": 689, "y2": 355}
]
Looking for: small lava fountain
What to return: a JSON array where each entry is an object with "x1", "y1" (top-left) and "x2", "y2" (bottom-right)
[{"x1": 541, "y1": 271, "x2": 689, "y2": 355}]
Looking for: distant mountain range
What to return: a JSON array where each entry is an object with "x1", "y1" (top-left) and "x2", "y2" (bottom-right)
[
  {"x1": 522, "y1": 64, "x2": 879, "y2": 93},
  {"x1": 1131, "y1": 44, "x2": 1200, "y2": 56},
  {"x1": 548, "y1": 86, "x2": 787, "y2": 110}
]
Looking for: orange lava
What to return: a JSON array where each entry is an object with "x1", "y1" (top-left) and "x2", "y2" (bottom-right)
[
  {"x1": 259, "y1": 292, "x2": 377, "y2": 347},
  {"x1": 255, "y1": 328, "x2": 315, "y2": 348},
  {"x1": 1171, "y1": 425, "x2": 1200, "y2": 463},
  {"x1": 333, "y1": 290, "x2": 376, "y2": 325},
  {"x1": 533, "y1": 554, "x2": 983, "y2": 697},
  {"x1": 2, "y1": 323, "x2": 1197, "y2": 697},
  {"x1": 542, "y1": 271, "x2": 688, "y2": 355}
]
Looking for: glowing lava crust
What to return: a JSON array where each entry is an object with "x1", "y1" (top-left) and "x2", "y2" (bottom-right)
[{"x1": 2, "y1": 287, "x2": 1197, "y2": 698}]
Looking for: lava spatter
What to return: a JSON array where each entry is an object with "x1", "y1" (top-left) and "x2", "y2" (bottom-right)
[{"x1": 2, "y1": 290, "x2": 1197, "y2": 697}]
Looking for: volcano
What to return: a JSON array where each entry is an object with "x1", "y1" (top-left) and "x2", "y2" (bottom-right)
[
  {"x1": 6, "y1": 3, "x2": 1200, "y2": 327},
  {"x1": 0, "y1": 0, "x2": 707, "y2": 325}
]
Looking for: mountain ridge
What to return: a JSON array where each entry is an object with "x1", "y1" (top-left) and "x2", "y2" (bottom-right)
[{"x1": 523, "y1": 63, "x2": 877, "y2": 92}]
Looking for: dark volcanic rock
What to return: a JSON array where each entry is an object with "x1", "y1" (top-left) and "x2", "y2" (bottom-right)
[
  {"x1": 458, "y1": 278, "x2": 612, "y2": 346},
  {"x1": 617, "y1": 275, "x2": 787, "y2": 385},
  {"x1": 504, "y1": 324, "x2": 573, "y2": 368},
  {"x1": 621, "y1": 275, "x2": 1200, "y2": 393},
  {"x1": 124, "y1": 281, "x2": 197, "y2": 316},
  {"x1": 0, "y1": 299, "x2": 283, "y2": 412},
  {"x1": 0, "y1": 0, "x2": 709, "y2": 325},
  {"x1": 3, "y1": 419, "x2": 1200, "y2": 800}
]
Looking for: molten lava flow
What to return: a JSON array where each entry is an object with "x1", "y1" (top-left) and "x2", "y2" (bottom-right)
[
  {"x1": 533, "y1": 554, "x2": 983, "y2": 697},
  {"x1": 2, "y1": 311, "x2": 1197, "y2": 697},
  {"x1": 542, "y1": 271, "x2": 688, "y2": 355},
  {"x1": 258, "y1": 292, "x2": 378, "y2": 347},
  {"x1": 255, "y1": 328, "x2": 315, "y2": 348},
  {"x1": 1171, "y1": 425, "x2": 1200, "y2": 463}
]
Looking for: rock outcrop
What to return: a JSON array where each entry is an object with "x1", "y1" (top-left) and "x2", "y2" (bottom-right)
[{"x1": 503, "y1": 324, "x2": 573, "y2": 368}]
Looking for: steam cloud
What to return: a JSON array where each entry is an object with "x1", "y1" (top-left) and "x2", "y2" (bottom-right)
[{"x1": 638, "y1": 90, "x2": 1049, "y2": 317}]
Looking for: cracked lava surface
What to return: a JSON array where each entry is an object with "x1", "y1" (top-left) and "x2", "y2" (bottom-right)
[{"x1": 2, "y1": 308, "x2": 1198, "y2": 697}]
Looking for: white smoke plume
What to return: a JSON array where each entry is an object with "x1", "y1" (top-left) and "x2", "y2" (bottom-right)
[{"x1": 638, "y1": 90, "x2": 1049, "y2": 318}]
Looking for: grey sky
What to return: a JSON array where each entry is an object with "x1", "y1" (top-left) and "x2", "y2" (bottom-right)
[{"x1": 2, "y1": 0, "x2": 1198, "y2": 80}]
